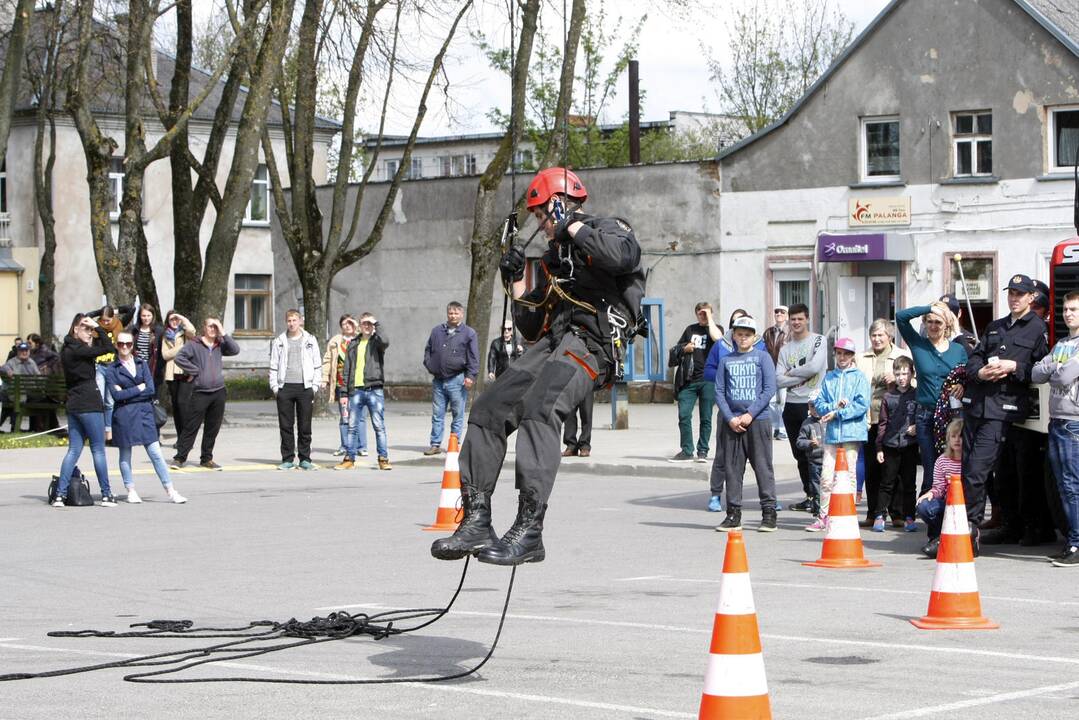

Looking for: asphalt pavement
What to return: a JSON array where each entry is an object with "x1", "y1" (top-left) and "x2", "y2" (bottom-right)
[{"x1": 0, "y1": 401, "x2": 1077, "y2": 719}]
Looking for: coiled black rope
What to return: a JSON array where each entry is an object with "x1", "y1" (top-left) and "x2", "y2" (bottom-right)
[{"x1": 1, "y1": 558, "x2": 518, "y2": 684}]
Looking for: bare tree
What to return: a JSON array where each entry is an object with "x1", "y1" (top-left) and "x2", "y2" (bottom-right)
[
  {"x1": 464, "y1": 0, "x2": 539, "y2": 385},
  {"x1": 264, "y1": 0, "x2": 473, "y2": 345},
  {"x1": 707, "y1": 0, "x2": 852, "y2": 134},
  {"x1": 0, "y1": 0, "x2": 34, "y2": 169},
  {"x1": 464, "y1": 0, "x2": 584, "y2": 381},
  {"x1": 64, "y1": 0, "x2": 268, "y2": 308}
]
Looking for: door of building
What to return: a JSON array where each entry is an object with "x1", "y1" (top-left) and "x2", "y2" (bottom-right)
[{"x1": 837, "y1": 276, "x2": 866, "y2": 346}]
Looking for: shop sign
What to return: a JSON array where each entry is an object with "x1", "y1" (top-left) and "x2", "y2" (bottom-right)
[
  {"x1": 848, "y1": 197, "x2": 911, "y2": 227},
  {"x1": 817, "y1": 233, "x2": 886, "y2": 262},
  {"x1": 955, "y1": 279, "x2": 989, "y2": 302}
]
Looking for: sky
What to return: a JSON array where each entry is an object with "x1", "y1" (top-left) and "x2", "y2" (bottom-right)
[{"x1": 390, "y1": 0, "x2": 894, "y2": 137}]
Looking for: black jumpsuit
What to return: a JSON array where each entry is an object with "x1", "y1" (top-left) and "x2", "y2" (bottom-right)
[{"x1": 459, "y1": 213, "x2": 642, "y2": 511}]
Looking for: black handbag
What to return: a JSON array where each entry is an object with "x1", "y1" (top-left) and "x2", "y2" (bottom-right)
[
  {"x1": 47, "y1": 468, "x2": 95, "y2": 506},
  {"x1": 152, "y1": 400, "x2": 168, "y2": 429}
]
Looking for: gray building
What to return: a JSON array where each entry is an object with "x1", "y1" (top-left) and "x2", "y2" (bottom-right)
[{"x1": 272, "y1": 0, "x2": 1079, "y2": 387}]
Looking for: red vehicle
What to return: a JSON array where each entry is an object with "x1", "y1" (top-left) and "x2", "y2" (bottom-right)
[{"x1": 1050, "y1": 237, "x2": 1079, "y2": 347}]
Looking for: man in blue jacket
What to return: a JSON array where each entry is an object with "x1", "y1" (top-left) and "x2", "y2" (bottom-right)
[
  {"x1": 714, "y1": 316, "x2": 778, "y2": 533},
  {"x1": 423, "y1": 301, "x2": 479, "y2": 455}
]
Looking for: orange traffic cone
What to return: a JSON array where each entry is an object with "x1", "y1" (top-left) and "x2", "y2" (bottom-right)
[
  {"x1": 698, "y1": 530, "x2": 772, "y2": 720},
  {"x1": 423, "y1": 434, "x2": 463, "y2": 532},
  {"x1": 911, "y1": 474, "x2": 999, "y2": 630},
  {"x1": 803, "y1": 447, "x2": 881, "y2": 569}
]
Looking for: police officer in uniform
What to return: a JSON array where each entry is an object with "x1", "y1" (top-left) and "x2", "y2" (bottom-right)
[
  {"x1": 961, "y1": 274, "x2": 1049, "y2": 552},
  {"x1": 431, "y1": 168, "x2": 644, "y2": 565}
]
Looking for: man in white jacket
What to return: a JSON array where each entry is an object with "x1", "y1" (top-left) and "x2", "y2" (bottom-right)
[{"x1": 269, "y1": 309, "x2": 323, "y2": 470}]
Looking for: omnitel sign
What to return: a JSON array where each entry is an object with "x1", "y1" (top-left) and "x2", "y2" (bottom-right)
[{"x1": 848, "y1": 197, "x2": 911, "y2": 227}]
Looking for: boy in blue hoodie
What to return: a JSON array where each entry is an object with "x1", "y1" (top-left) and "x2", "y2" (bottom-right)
[
  {"x1": 809, "y1": 337, "x2": 870, "y2": 532},
  {"x1": 714, "y1": 316, "x2": 778, "y2": 533}
]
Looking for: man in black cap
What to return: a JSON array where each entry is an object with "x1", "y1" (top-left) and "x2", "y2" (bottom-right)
[
  {"x1": 961, "y1": 274, "x2": 1049, "y2": 552},
  {"x1": 940, "y1": 293, "x2": 977, "y2": 353}
]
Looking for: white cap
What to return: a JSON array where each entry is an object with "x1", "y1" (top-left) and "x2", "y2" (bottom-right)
[{"x1": 732, "y1": 316, "x2": 757, "y2": 333}]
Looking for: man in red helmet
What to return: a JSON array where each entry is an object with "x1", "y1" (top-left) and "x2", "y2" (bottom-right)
[{"x1": 431, "y1": 167, "x2": 645, "y2": 565}]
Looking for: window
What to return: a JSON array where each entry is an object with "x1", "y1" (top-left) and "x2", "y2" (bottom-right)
[
  {"x1": 245, "y1": 164, "x2": 269, "y2": 223},
  {"x1": 512, "y1": 150, "x2": 533, "y2": 172},
  {"x1": 383, "y1": 158, "x2": 400, "y2": 181},
  {"x1": 953, "y1": 111, "x2": 992, "y2": 176},
  {"x1": 409, "y1": 156, "x2": 423, "y2": 180},
  {"x1": 1050, "y1": 106, "x2": 1079, "y2": 172},
  {"x1": 861, "y1": 116, "x2": 900, "y2": 181},
  {"x1": 450, "y1": 154, "x2": 476, "y2": 176},
  {"x1": 234, "y1": 274, "x2": 272, "y2": 334},
  {"x1": 0, "y1": 159, "x2": 6, "y2": 215},
  {"x1": 107, "y1": 158, "x2": 124, "y2": 218},
  {"x1": 438, "y1": 156, "x2": 452, "y2": 177}
]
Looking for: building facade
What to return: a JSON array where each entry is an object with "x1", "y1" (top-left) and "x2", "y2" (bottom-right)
[
  {"x1": 0, "y1": 41, "x2": 338, "y2": 364},
  {"x1": 716, "y1": 0, "x2": 1079, "y2": 349}
]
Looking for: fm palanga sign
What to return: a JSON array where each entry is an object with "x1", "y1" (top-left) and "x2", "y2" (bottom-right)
[{"x1": 848, "y1": 197, "x2": 911, "y2": 227}]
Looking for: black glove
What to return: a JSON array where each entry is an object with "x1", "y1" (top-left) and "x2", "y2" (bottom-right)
[
  {"x1": 554, "y1": 217, "x2": 574, "y2": 245},
  {"x1": 500, "y1": 245, "x2": 526, "y2": 284}
]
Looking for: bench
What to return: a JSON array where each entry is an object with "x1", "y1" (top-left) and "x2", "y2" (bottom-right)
[{"x1": 5, "y1": 374, "x2": 67, "y2": 433}]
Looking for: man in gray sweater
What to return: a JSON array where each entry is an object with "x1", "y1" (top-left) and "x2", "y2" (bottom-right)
[
  {"x1": 172, "y1": 318, "x2": 239, "y2": 470},
  {"x1": 1032, "y1": 290, "x2": 1079, "y2": 567},
  {"x1": 775, "y1": 303, "x2": 827, "y2": 512}
]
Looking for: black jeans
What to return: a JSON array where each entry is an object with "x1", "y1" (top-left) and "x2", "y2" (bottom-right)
[
  {"x1": 863, "y1": 424, "x2": 899, "y2": 521},
  {"x1": 962, "y1": 416, "x2": 1009, "y2": 526},
  {"x1": 167, "y1": 379, "x2": 193, "y2": 439},
  {"x1": 995, "y1": 425, "x2": 1054, "y2": 536},
  {"x1": 877, "y1": 445, "x2": 918, "y2": 520},
  {"x1": 175, "y1": 388, "x2": 226, "y2": 464},
  {"x1": 782, "y1": 402, "x2": 814, "y2": 498},
  {"x1": 720, "y1": 417, "x2": 776, "y2": 510},
  {"x1": 277, "y1": 383, "x2": 314, "y2": 463},
  {"x1": 562, "y1": 389, "x2": 594, "y2": 450}
]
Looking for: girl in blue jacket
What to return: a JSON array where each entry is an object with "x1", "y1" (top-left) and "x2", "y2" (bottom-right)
[{"x1": 808, "y1": 337, "x2": 869, "y2": 531}]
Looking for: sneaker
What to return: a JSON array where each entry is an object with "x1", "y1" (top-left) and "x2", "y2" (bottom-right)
[
  {"x1": 170, "y1": 458, "x2": 186, "y2": 470},
  {"x1": 278, "y1": 461, "x2": 296, "y2": 471},
  {"x1": 168, "y1": 489, "x2": 187, "y2": 504},
  {"x1": 126, "y1": 488, "x2": 142, "y2": 504},
  {"x1": 378, "y1": 457, "x2": 392, "y2": 471},
  {"x1": 805, "y1": 516, "x2": 828, "y2": 532},
  {"x1": 358, "y1": 450, "x2": 369, "y2": 457},
  {"x1": 298, "y1": 460, "x2": 316, "y2": 470},
  {"x1": 715, "y1": 511, "x2": 742, "y2": 532},
  {"x1": 332, "y1": 449, "x2": 345, "y2": 457},
  {"x1": 51, "y1": 497, "x2": 65, "y2": 507},
  {"x1": 775, "y1": 432, "x2": 788, "y2": 440},
  {"x1": 707, "y1": 495, "x2": 723, "y2": 513},
  {"x1": 759, "y1": 508, "x2": 777, "y2": 532},
  {"x1": 1048, "y1": 546, "x2": 1073, "y2": 561},
  {"x1": 334, "y1": 459, "x2": 355, "y2": 471},
  {"x1": 667, "y1": 451, "x2": 694, "y2": 463},
  {"x1": 789, "y1": 497, "x2": 812, "y2": 513},
  {"x1": 100, "y1": 495, "x2": 117, "y2": 507},
  {"x1": 694, "y1": 453, "x2": 708, "y2": 463},
  {"x1": 904, "y1": 517, "x2": 918, "y2": 533},
  {"x1": 423, "y1": 446, "x2": 442, "y2": 456},
  {"x1": 922, "y1": 537, "x2": 940, "y2": 558},
  {"x1": 199, "y1": 461, "x2": 223, "y2": 471},
  {"x1": 871, "y1": 516, "x2": 885, "y2": 533},
  {"x1": 1051, "y1": 546, "x2": 1079, "y2": 567}
]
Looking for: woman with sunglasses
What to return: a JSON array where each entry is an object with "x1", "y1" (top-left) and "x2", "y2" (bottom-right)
[
  {"x1": 54, "y1": 315, "x2": 116, "y2": 506},
  {"x1": 105, "y1": 332, "x2": 186, "y2": 504},
  {"x1": 896, "y1": 301, "x2": 968, "y2": 494}
]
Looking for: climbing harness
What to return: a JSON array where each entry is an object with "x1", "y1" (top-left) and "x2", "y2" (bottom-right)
[{"x1": 0, "y1": 559, "x2": 517, "y2": 685}]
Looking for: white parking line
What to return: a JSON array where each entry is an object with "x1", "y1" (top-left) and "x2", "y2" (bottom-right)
[
  {"x1": 0, "y1": 641, "x2": 695, "y2": 718},
  {"x1": 859, "y1": 679, "x2": 1079, "y2": 719},
  {"x1": 331, "y1": 605, "x2": 1079, "y2": 667},
  {"x1": 614, "y1": 576, "x2": 1079, "y2": 607}
]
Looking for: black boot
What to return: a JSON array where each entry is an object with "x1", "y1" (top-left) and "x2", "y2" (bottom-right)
[
  {"x1": 758, "y1": 506, "x2": 777, "y2": 533},
  {"x1": 477, "y1": 494, "x2": 546, "y2": 566},
  {"x1": 430, "y1": 490, "x2": 498, "y2": 560}
]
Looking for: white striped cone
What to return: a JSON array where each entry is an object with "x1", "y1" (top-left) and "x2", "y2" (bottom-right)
[
  {"x1": 804, "y1": 447, "x2": 881, "y2": 569},
  {"x1": 911, "y1": 474, "x2": 999, "y2": 630},
  {"x1": 699, "y1": 531, "x2": 771, "y2": 719},
  {"x1": 423, "y1": 434, "x2": 463, "y2": 531}
]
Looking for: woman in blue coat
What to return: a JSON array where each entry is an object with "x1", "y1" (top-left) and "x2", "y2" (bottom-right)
[{"x1": 105, "y1": 332, "x2": 186, "y2": 504}]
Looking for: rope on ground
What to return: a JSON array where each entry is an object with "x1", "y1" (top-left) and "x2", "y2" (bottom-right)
[{"x1": 0, "y1": 557, "x2": 519, "y2": 685}]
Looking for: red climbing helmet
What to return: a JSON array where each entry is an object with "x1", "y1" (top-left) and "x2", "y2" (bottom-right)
[{"x1": 525, "y1": 167, "x2": 588, "y2": 209}]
